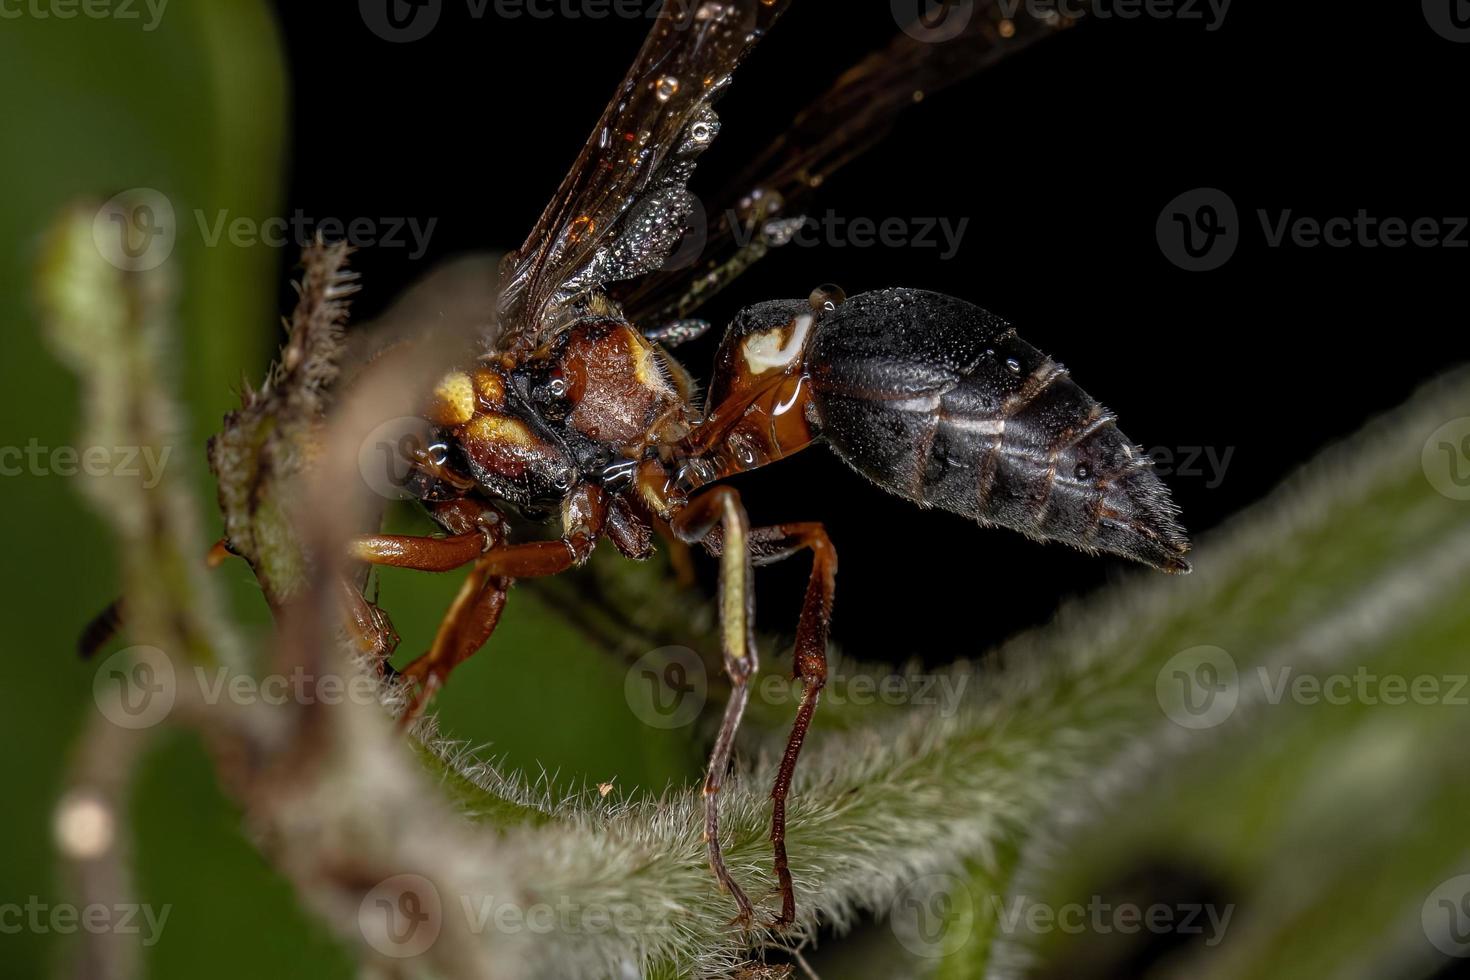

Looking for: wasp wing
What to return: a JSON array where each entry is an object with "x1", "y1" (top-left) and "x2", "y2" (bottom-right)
[
  {"x1": 617, "y1": 3, "x2": 1076, "y2": 330},
  {"x1": 495, "y1": 0, "x2": 792, "y2": 356}
]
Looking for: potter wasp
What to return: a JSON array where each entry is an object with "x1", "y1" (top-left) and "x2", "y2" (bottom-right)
[{"x1": 90, "y1": 1, "x2": 1192, "y2": 928}]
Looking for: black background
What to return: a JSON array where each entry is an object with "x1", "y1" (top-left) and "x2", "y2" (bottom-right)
[{"x1": 266, "y1": 1, "x2": 1467, "y2": 664}]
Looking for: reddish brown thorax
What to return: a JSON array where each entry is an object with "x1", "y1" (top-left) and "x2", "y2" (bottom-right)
[
  {"x1": 420, "y1": 299, "x2": 833, "y2": 517},
  {"x1": 553, "y1": 319, "x2": 686, "y2": 451}
]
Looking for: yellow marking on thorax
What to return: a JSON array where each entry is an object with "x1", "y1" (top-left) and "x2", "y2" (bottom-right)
[{"x1": 630, "y1": 335, "x2": 669, "y2": 393}]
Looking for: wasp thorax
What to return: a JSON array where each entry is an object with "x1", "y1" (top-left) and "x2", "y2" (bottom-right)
[{"x1": 547, "y1": 320, "x2": 679, "y2": 449}]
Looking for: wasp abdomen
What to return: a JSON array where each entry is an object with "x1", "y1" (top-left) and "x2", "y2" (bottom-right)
[{"x1": 805, "y1": 289, "x2": 1190, "y2": 573}]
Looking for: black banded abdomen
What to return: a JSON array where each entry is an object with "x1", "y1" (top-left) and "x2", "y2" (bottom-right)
[{"x1": 805, "y1": 289, "x2": 1190, "y2": 573}]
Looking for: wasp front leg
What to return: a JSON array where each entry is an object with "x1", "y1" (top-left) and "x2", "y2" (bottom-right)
[
  {"x1": 695, "y1": 518, "x2": 836, "y2": 928},
  {"x1": 351, "y1": 489, "x2": 607, "y2": 724}
]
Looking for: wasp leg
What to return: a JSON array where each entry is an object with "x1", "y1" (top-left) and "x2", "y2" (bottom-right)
[
  {"x1": 392, "y1": 536, "x2": 601, "y2": 724},
  {"x1": 396, "y1": 556, "x2": 510, "y2": 726},
  {"x1": 670, "y1": 486, "x2": 758, "y2": 926},
  {"x1": 348, "y1": 531, "x2": 489, "y2": 572},
  {"x1": 642, "y1": 317, "x2": 713, "y2": 347},
  {"x1": 337, "y1": 576, "x2": 400, "y2": 667},
  {"x1": 379, "y1": 488, "x2": 606, "y2": 724},
  {"x1": 347, "y1": 530, "x2": 576, "y2": 721},
  {"x1": 745, "y1": 522, "x2": 835, "y2": 929}
]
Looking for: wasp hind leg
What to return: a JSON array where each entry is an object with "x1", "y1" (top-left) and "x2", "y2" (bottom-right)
[
  {"x1": 746, "y1": 522, "x2": 835, "y2": 929},
  {"x1": 671, "y1": 486, "x2": 759, "y2": 927},
  {"x1": 672, "y1": 496, "x2": 838, "y2": 929}
]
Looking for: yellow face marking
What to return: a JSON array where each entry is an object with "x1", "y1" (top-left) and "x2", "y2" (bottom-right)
[
  {"x1": 427, "y1": 371, "x2": 476, "y2": 426},
  {"x1": 465, "y1": 413, "x2": 537, "y2": 448}
]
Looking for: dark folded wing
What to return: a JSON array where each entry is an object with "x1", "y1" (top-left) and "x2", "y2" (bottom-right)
[
  {"x1": 618, "y1": 3, "x2": 1076, "y2": 328},
  {"x1": 495, "y1": 0, "x2": 792, "y2": 355}
]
